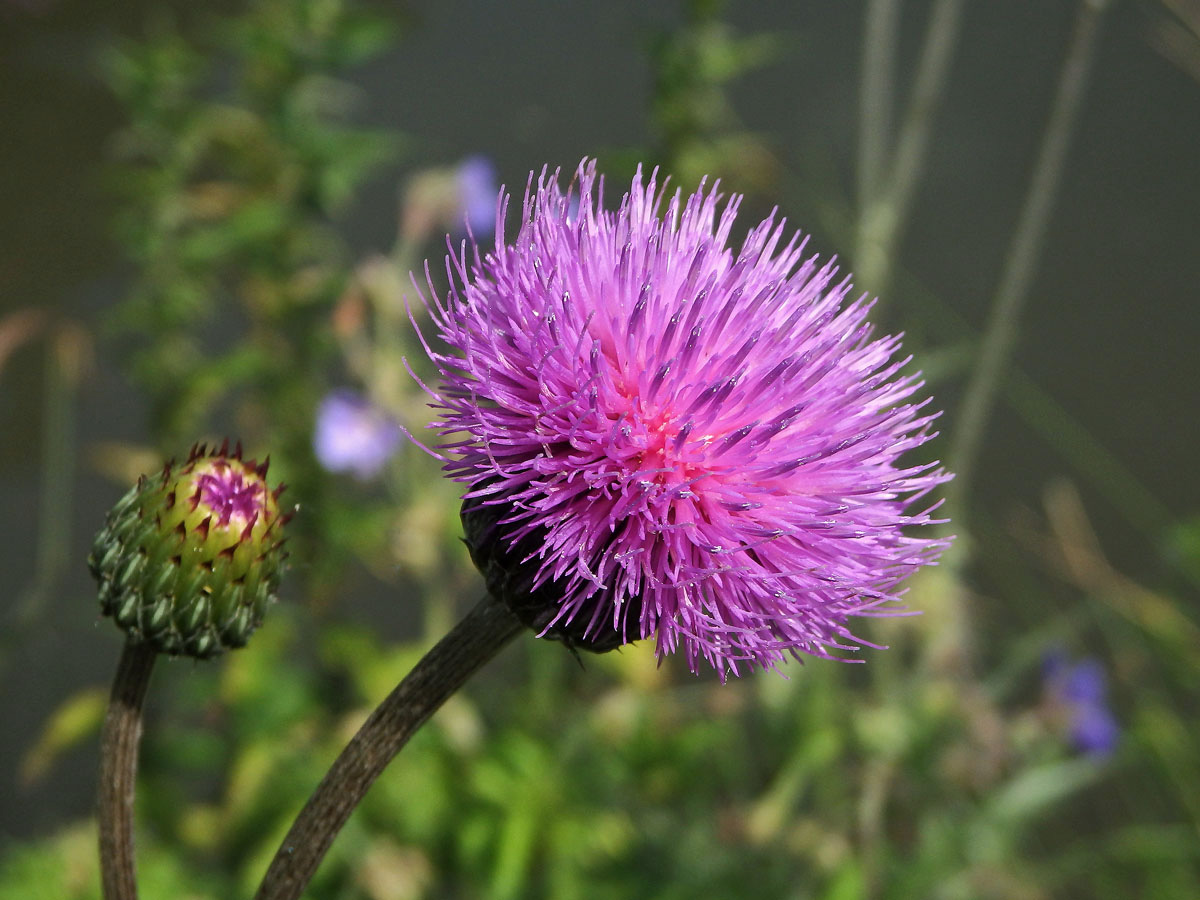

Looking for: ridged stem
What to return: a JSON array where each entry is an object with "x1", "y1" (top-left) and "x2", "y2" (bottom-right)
[
  {"x1": 98, "y1": 638, "x2": 158, "y2": 900},
  {"x1": 254, "y1": 595, "x2": 523, "y2": 900}
]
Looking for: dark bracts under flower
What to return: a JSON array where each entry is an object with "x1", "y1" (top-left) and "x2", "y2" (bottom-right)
[
  {"x1": 462, "y1": 488, "x2": 642, "y2": 652},
  {"x1": 414, "y1": 159, "x2": 951, "y2": 676}
]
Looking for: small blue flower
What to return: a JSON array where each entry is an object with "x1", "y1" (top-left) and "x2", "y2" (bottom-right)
[
  {"x1": 1044, "y1": 651, "x2": 1119, "y2": 757},
  {"x1": 1069, "y1": 701, "x2": 1119, "y2": 757},
  {"x1": 454, "y1": 155, "x2": 498, "y2": 239},
  {"x1": 314, "y1": 390, "x2": 402, "y2": 481}
]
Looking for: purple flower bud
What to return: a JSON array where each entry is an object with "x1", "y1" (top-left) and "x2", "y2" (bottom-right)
[
  {"x1": 88, "y1": 441, "x2": 291, "y2": 658},
  {"x1": 314, "y1": 390, "x2": 403, "y2": 481},
  {"x1": 413, "y1": 159, "x2": 951, "y2": 676}
]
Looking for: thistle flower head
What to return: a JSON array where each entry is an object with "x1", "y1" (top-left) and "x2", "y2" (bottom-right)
[
  {"x1": 416, "y1": 159, "x2": 950, "y2": 676},
  {"x1": 88, "y1": 441, "x2": 292, "y2": 659}
]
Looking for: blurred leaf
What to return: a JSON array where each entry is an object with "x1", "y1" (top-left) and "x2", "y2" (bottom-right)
[
  {"x1": 823, "y1": 863, "x2": 865, "y2": 900},
  {"x1": 1166, "y1": 513, "x2": 1200, "y2": 588},
  {"x1": 744, "y1": 727, "x2": 840, "y2": 843},
  {"x1": 0, "y1": 309, "x2": 48, "y2": 379},
  {"x1": 986, "y1": 757, "x2": 1108, "y2": 827},
  {"x1": 1137, "y1": 702, "x2": 1200, "y2": 828},
  {"x1": 0, "y1": 822, "x2": 224, "y2": 900},
  {"x1": 19, "y1": 687, "x2": 107, "y2": 786},
  {"x1": 647, "y1": 0, "x2": 783, "y2": 193},
  {"x1": 1106, "y1": 823, "x2": 1200, "y2": 865}
]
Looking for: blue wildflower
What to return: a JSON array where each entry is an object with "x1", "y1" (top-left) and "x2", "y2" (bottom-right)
[
  {"x1": 1044, "y1": 651, "x2": 1119, "y2": 757},
  {"x1": 314, "y1": 390, "x2": 402, "y2": 481},
  {"x1": 454, "y1": 155, "x2": 498, "y2": 239}
]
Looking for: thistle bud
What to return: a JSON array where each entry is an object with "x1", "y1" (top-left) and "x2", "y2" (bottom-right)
[{"x1": 88, "y1": 441, "x2": 292, "y2": 659}]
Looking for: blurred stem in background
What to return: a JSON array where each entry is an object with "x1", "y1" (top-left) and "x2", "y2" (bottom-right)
[
  {"x1": 855, "y1": 0, "x2": 967, "y2": 307},
  {"x1": 910, "y1": 0, "x2": 1113, "y2": 694},
  {"x1": 945, "y1": 0, "x2": 1113, "y2": 525},
  {"x1": 2, "y1": 318, "x2": 86, "y2": 674},
  {"x1": 852, "y1": 5, "x2": 970, "y2": 858},
  {"x1": 854, "y1": 4, "x2": 1111, "y2": 889},
  {"x1": 902, "y1": 281, "x2": 1173, "y2": 547},
  {"x1": 857, "y1": 0, "x2": 900, "y2": 207}
]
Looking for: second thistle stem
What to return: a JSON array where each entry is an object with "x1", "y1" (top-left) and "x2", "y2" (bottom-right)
[
  {"x1": 254, "y1": 595, "x2": 524, "y2": 900},
  {"x1": 856, "y1": 0, "x2": 967, "y2": 301},
  {"x1": 98, "y1": 638, "x2": 158, "y2": 900},
  {"x1": 946, "y1": 0, "x2": 1111, "y2": 516}
]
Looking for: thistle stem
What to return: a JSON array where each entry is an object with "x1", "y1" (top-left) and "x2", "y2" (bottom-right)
[
  {"x1": 98, "y1": 638, "x2": 157, "y2": 900},
  {"x1": 254, "y1": 595, "x2": 523, "y2": 900}
]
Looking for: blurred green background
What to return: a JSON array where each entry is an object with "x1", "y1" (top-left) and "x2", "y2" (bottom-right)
[{"x1": 1, "y1": 0, "x2": 1198, "y2": 897}]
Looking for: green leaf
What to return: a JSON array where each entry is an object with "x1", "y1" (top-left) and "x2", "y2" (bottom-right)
[
  {"x1": 987, "y1": 756, "x2": 1108, "y2": 826},
  {"x1": 19, "y1": 687, "x2": 108, "y2": 785}
]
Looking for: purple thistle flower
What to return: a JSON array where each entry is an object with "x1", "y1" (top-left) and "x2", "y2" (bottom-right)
[
  {"x1": 413, "y1": 159, "x2": 950, "y2": 676},
  {"x1": 314, "y1": 390, "x2": 403, "y2": 481}
]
